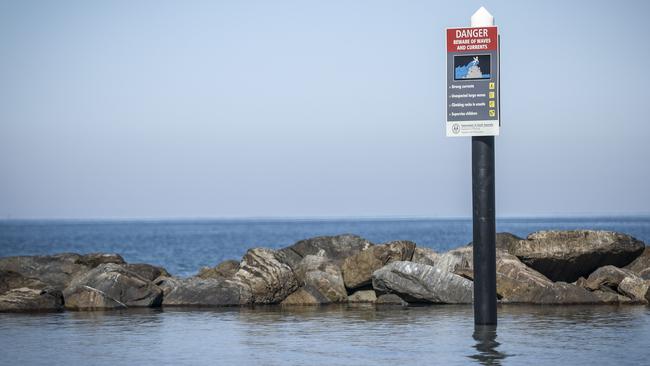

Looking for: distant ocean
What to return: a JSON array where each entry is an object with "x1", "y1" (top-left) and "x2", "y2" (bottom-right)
[{"x1": 1, "y1": 217, "x2": 648, "y2": 277}]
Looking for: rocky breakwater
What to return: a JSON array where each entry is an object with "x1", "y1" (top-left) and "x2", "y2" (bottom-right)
[{"x1": 1, "y1": 230, "x2": 648, "y2": 312}]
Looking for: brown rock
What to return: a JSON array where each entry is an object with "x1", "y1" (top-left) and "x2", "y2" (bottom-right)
[
  {"x1": 625, "y1": 247, "x2": 650, "y2": 275},
  {"x1": 411, "y1": 247, "x2": 438, "y2": 266},
  {"x1": 155, "y1": 276, "x2": 249, "y2": 306},
  {"x1": 281, "y1": 286, "x2": 329, "y2": 306},
  {"x1": 618, "y1": 276, "x2": 649, "y2": 304},
  {"x1": 341, "y1": 241, "x2": 416, "y2": 290},
  {"x1": 197, "y1": 260, "x2": 240, "y2": 279}
]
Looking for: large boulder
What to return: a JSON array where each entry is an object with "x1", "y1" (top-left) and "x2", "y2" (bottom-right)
[
  {"x1": 508, "y1": 230, "x2": 645, "y2": 282},
  {"x1": 197, "y1": 259, "x2": 240, "y2": 279},
  {"x1": 156, "y1": 276, "x2": 249, "y2": 306},
  {"x1": 524, "y1": 282, "x2": 603, "y2": 305},
  {"x1": 372, "y1": 261, "x2": 473, "y2": 304},
  {"x1": 341, "y1": 241, "x2": 416, "y2": 290},
  {"x1": 276, "y1": 234, "x2": 373, "y2": 269},
  {"x1": 0, "y1": 270, "x2": 64, "y2": 312},
  {"x1": 233, "y1": 248, "x2": 298, "y2": 304},
  {"x1": 63, "y1": 263, "x2": 163, "y2": 310},
  {"x1": 294, "y1": 255, "x2": 347, "y2": 303},
  {"x1": 0, "y1": 253, "x2": 125, "y2": 291}
]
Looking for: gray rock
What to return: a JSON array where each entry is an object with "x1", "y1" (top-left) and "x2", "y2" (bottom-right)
[
  {"x1": 625, "y1": 247, "x2": 650, "y2": 275},
  {"x1": 524, "y1": 282, "x2": 603, "y2": 304},
  {"x1": 618, "y1": 276, "x2": 649, "y2": 304},
  {"x1": 434, "y1": 246, "x2": 473, "y2": 274},
  {"x1": 341, "y1": 241, "x2": 416, "y2": 290},
  {"x1": 508, "y1": 230, "x2": 645, "y2": 282},
  {"x1": 156, "y1": 276, "x2": 249, "y2": 306},
  {"x1": 466, "y1": 232, "x2": 525, "y2": 252},
  {"x1": 295, "y1": 255, "x2": 347, "y2": 303},
  {"x1": 376, "y1": 293, "x2": 408, "y2": 306},
  {"x1": 277, "y1": 234, "x2": 373, "y2": 269},
  {"x1": 63, "y1": 263, "x2": 162, "y2": 310},
  {"x1": 0, "y1": 270, "x2": 64, "y2": 312},
  {"x1": 233, "y1": 248, "x2": 298, "y2": 304},
  {"x1": 197, "y1": 259, "x2": 240, "y2": 279},
  {"x1": 411, "y1": 247, "x2": 438, "y2": 266},
  {"x1": 123, "y1": 263, "x2": 170, "y2": 282},
  {"x1": 0, "y1": 287, "x2": 64, "y2": 312},
  {"x1": 347, "y1": 290, "x2": 377, "y2": 303},
  {"x1": 581, "y1": 265, "x2": 634, "y2": 291},
  {"x1": 493, "y1": 252, "x2": 555, "y2": 303},
  {"x1": 0, "y1": 253, "x2": 125, "y2": 291},
  {"x1": 372, "y1": 261, "x2": 473, "y2": 304}
]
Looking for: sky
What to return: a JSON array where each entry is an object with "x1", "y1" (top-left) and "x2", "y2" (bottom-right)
[{"x1": 1, "y1": 0, "x2": 649, "y2": 219}]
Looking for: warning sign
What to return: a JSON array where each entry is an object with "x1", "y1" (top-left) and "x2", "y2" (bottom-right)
[{"x1": 446, "y1": 26, "x2": 499, "y2": 137}]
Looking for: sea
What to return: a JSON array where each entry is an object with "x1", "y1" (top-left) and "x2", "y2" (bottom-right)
[{"x1": 1, "y1": 217, "x2": 649, "y2": 365}]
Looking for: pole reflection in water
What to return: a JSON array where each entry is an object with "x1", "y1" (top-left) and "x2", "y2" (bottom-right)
[{"x1": 469, "y1": 325, "x2": 507, "y2": 365}]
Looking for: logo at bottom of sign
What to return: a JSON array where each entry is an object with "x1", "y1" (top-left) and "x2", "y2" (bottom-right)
[{"x1": 452, "y1": 123, "x2": 460, "y2": 134}]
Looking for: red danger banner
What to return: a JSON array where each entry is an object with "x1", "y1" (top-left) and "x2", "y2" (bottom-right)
[{"x1": 447, "y1": 26, "x2": 498, "y2": 52}]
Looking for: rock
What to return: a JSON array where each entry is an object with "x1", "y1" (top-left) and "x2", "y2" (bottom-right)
[
  {"x1": 197, "y1": 260, "x2": 240, "y2": 279},
  {"x1": 0, "y1": 270, "x2": 64, "y2": 312},
  {"x1": 581, "y1": 265, "x2": 633, "y2": 291},
  {"x1": 295, "y1": 256, "x2": 347, "y2": 303},
  {"x1": 233, "y1": 248, "x2": 298, "y2": 304},
  {"x1": 372, "y1": 261, "x2": 473, "y2": 304},
  {"x1": 0, "y1": 253, "x2": 125, "y2": 290},
  {"x1": 435, "y1": 246, "x2": 473, "y2": 274},
  {"x1": 412, "y1": 247, "x2": 438, "y2": 266},
  {"x1": 525, "y1": 282, "x2": 603, "y2": 304},
  {"x1": 376, "y1": 293, "x2": 408, "y2": 306},
  {"x1": 74, "y1": 253, "x2": 125, "y2": 268},
  {"x1": 508, "y1": 230, "x2": 645, "y2": 282},
  {"x1": 63, "y1": 263, "x2": 163, "y2": 310},
  {"x1": 155, "y1": 276, "x2": 249, "y2": 306},
  {"x1": 493, "y1": 252, "x2": 555, "y2": 303},
  {"x1": 618, "y1": 276, "x2": 649, "y2": 304},
  {"x1": 123, "y1": 263, "x2": 170, "y2": 281},
  {"x1": 466, "y1": 232, "x2": 525, "y2": 252},
  {"x1": 0, "y1": 287, "x2": 64, "y2": 312},
  {"x1": 625, "y1": 247, "x2": 650, "y2": 275},
  {"x1": 640, "y1": 269, "x2": 650, "y2": 280},
  {"x1": 347, "y1": 290, "x2": 377, "y2": 303},
  {"x1": 280, "y1": 286, "x2": 330, "y2": 306},
  {"x1": 277, "y1": 234, "x2": 373, "y2": 269},
  {"x1": 341, "y1": 241, "x2": 416, "y2": 290}
]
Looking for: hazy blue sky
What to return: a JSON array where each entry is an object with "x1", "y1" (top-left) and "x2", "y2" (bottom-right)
[{"x1": 1, "y1": 0, "x2": 649, "y2": 219}]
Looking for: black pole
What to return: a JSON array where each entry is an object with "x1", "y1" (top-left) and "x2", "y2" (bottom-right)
[{"x1": 472, "y1": 135, "x2": 497, "y2": 326}]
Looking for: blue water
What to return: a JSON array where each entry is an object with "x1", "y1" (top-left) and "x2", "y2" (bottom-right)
[
  {"x1": 1, "y1": 217, "x2": 648, "y2": 276},
  {"x1": 1, "y1": 217, "x2": 649, "y2": 366}
]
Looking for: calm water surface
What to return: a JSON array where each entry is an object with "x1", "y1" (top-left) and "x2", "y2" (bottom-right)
[
  {"x1": 1, "y1": 218, "x2": 649, "y2": 365},
  {"x1": 1, "y1": 305, "x2": 649, "y2": 366}
]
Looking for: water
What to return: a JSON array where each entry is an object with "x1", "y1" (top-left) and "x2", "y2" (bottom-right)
[
  {"x1": 1, "y1": 305, "x2": 649, "y2": 365},
  {"x1": 1, "y1": 217, "x2": 649, "y2": 365}
]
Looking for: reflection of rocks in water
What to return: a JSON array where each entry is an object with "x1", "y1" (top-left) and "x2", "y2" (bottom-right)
[{"x1": 469, "y1": 325, "x2": 507, "y2": 366}]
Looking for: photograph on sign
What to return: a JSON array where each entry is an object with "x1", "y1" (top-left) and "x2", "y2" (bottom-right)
[{"x1": 454, "y1": 55, "x2": 491, "y2": 80}]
